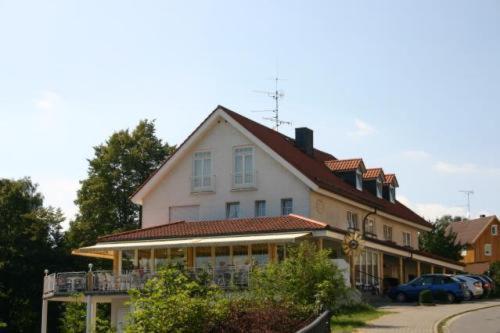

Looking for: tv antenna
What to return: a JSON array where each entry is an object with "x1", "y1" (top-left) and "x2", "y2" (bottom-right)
[
  {"x1": 253, "y1": 77, "x2": 292, "y2": 131},
  {"x1": 459, "y1": 190, "x2": 474, "y2": 219}
]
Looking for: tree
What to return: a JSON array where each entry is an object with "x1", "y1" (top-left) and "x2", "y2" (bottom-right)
[
  {"x1": 419, "y1": 215, "x2": 464, "y2": 261},
  {"x1": 125, "y1": 268, "x2": 228, "y2": 333},
  {"x1": 67, "y1": 120, "x2": 174, "y2": 247},
  {"x1": 0, "y1": 178, "x2": 66, "y2": 332}
]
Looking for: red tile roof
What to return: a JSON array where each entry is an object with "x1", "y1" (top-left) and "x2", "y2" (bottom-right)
[
  {"x1": 384, "y1": 174, "x2": 398, "y2": 187},
  {"x1": 363, "y1": 168, "x2": 385, "y2": 180},
  {"x1": 98, "y1": 214, "x2": 330, "y2": 242},
  {"x1": 447, "y1": 216, "x2": 498, "y2": 245},
  {"x1": 324, "y1": 159, "x2": 365, "y2": 172}
]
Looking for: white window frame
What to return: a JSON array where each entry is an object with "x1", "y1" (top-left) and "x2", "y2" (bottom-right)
[
  {"x1": 376, "y1": 178, "x2": 383, "y2": 198},
  {"x1": 255, "y1": 200, "x2": 266, "y2": 217},
  {"x1": 226, "y1": 202, "x2": 240, "y2": 219},
  {"x1": 232, "y1": 146, "x2": 256, "y2": 189},
  {"x1": 366, "y1": 218, "x2": 376, "y2": 236},
  {"x1": 191, "y1": 151, "x2": 214, "y2": 192},
  {"x1": 492, "y1": 225, "x2": 498, "y2": 236},
  {"x1": 389, "y1": 185, "x2": 396, "y2": 203},
  {"x1": 383, "y1": 225, "x2": 393, "y2": 241},
  {"x1": 355, "y1": 169, "x2": 363, "y2": 191},
  {"x1": 485, "y1": 243, "x2": 492, "y2": 256},
  {"x1": 347, "y1": 211, "x2": 359, "y2": 230},
  {"x1": 403, "y1": 232, "x2": 412, "y2": 247},
  {"x1": 281, "y1": 198, "x2": 293, "y2": 215}
]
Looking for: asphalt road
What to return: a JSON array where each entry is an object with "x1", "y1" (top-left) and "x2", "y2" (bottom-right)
[{"x1": 448, "y1": 306, "x2": 500, "y2": 333}]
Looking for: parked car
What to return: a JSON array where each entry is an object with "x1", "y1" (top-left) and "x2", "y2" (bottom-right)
[
  {"x1": 482, "y1": 275, "x2": 496, "y2": 293},
  {"x1": 388, "y1": 274, "x2": 465, "y2": 303},
  {"x1": 455, "y1": 275, "x2": 483, "y2": 300},
  {"x1": 465, "y1": 275, "x2": 492, "y2": 297}
]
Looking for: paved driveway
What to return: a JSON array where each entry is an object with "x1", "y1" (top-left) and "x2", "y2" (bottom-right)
[
  {"x1": 358, "y1": 300, "x2": 500, "y2": 333},
  {"x1": 445, "y1": 305, "x2": 500, "y2": 333}
]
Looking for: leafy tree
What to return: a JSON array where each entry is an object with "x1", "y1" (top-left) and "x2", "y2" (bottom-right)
[
  {"x1": 0, "y1": 178, "x2": 66, "y2": 332},
  {"x1": 250, "y1": 241, "x2": 348, "y2": 313},
  {"x1": 125, "y1": 267, "x2": 228, "y2": 333},
  {"x1": 67, "y1": 120, "x2": 174, "y2": 247},
  {"x1": 418, "y1": 215, "x2": 464, "y2": 261},
  {"x1": 60, "y1": 294, "x2": 113, "y2": 333}
]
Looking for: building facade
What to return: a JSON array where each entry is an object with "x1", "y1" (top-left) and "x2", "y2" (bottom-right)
[{"x1": 41, "y1": 106, "x2": 464, "y2": 333}]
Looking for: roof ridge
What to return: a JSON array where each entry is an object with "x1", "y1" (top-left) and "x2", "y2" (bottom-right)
[{"x1": 288, "y1": 214, "x2": 328, "y2": 227}]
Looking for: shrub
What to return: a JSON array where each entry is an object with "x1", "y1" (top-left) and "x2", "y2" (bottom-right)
[
  {"x1": 249, "y1": 241, "x2": 348, "y2": 313},
  {"x1": 418, "y1": 290, "x2": 434, "y2": 305},
  {"x1": 59, "y1": 294, "x2": 114, "y2": 333},
  {"x1": 125, "y1": 267, "x2": 229, "y2": 333},
  {"x1": 488, "y1": 261, "x2": 500, "y2": 297}
]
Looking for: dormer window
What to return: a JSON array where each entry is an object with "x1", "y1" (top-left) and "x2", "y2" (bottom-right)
[
  {"x1": 376, "y1": 178, "x2": 383, "y2": 198},
  {"x1": 389, "y1": 185, "x2": 396, "y2": 203},
  {"x1": 356, "y1": 169, "x2": 363, "y2": 191},
  {"x1": 192, "y1": 151, "x2": 213, "y2": 192}
]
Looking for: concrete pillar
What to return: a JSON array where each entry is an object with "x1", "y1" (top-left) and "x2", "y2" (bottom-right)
[
  {"x1": 379, "y1": 253, "x2": 384, "y2": 294},
  {"x1": 85, "y1": 295, "x2": 97, "y2": 333},
  {"x1": 399, "y1": 257, "x2": 404, "y2": 283},
  {"x1": 41, "y1": 299, "x2": 48, "y2": 333},
  {"x1": 417, "y1": 261, "x2": 421, "y2": 277},
  {"x1": 431, "y1": 264, "x2": 435, "y2": 274}
]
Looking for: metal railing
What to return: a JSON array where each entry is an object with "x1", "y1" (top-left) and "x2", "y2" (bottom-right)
[
  {"x1": 231, "y1": 171, "x2": 257, "y2": 190},
  {"x1": 190, "y1": 175, "x2": 216, "y2": 193},
  {"x1": 43, "y1": 266, "x2": 251, "y2": 296}
]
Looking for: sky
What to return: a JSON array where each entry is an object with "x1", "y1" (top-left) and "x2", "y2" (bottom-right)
[{"x1": 1, "y1": 0, "x2": 499, "y2": 228}]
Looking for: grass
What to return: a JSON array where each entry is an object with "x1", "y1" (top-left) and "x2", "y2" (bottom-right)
[{"x1": 330, "y1": 304, "x2": 389, "y2": 333}]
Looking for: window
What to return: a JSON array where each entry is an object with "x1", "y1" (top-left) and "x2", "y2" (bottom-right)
[
  {"x1": 192, "y1": 151, "x2": 213, "y2": 192},
  {"x1": 485, "y1": 243, "x2": 492, "y2": 256},
  {"x1": 251, "y1": 243, "x2": 269, "y2": 266},
  {"x1": 389, "y1": 185, "x2": 396, "y2": 203},
  {"x1": 356, "y1": 169, "x2": 363, "y2": 191},
  {"x1": 492, "y1": 225, "x2": 498, "y2": 236},
  {"x1": 233, "y1": 147, "x2": 255, "y2": 188},
  {"x1": 121, "y1": 250, "x2": 135, "y2": 273},
  {"x1": 461, "y1": 246, "x2": 467, "y2": 257},
  {"x1": 138, "y1": 249, "x2": 152, "y2": 271},
  {"x1": 195, "y1": 247, "x2": 212, "y2": 268},
  {"x1": 403, "y1": 232, "x2": 412, "y2": 247},
  {"x1": 232, "y1": 245, "x2": 250, "y2": 266},
  {"x1": 347, "y1": 211, "x2": 359, "y2": 230},
  {"x1": 255, "y1": 200, "x2": 266, "y2": 217},
  {"x1": 226, "y1": 202, "x2": 240, "y2": 219},
  {"x1": 366, "y1": 218, "x2": 376, "y2": 236},
  {"x1": 281, "y1": 198, "x2": 293, "y2": 215},
  {"x1": 383, "y1": 225, "x2": 393, "y2": 241},
  {"x1": 376, "y1": 178, "x2": 383, "y2": 198}
]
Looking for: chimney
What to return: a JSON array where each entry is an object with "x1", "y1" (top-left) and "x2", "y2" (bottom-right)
[
  {"x1": 480, "y1": 214, "x2": 486, "y2": 218},
  {"x1": 295, "y1": 127, "x2": 314, "y2": 156}
]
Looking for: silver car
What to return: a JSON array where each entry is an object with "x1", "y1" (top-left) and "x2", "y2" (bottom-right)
[{"x1": 456, "y1": 275, "x2": 484, "y2": 299}]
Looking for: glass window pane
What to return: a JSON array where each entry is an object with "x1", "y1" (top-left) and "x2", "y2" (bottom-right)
[
  {"x1": 121, "y1": 250, "x2": 135, "y2": 273},
  {"x1": 138, "y1": 249, "x2": 151, "y2": 271},
  {"x1": 251, "y1": 244, "x2": 268, "y2": 266},
  {"x1": 195, "y1": 247, "x2": 212, "y2": 269},
  {"x1": 154, "y1": 249, "x2": 168, "y2": 271},
  {"x1": 215, "y1": 246, "x2": 230, "y2": 268},
  {"x1": 170, "y1": 247, "x2": 185, "y2": 268},
  {"x1": 232, "y1": 245, "x2": 249, "y2": 266}
]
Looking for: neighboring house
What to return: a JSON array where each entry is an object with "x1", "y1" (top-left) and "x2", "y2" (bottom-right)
[
  {"x1": 447, "y1": 215, "x2": 500, "y2": 274},
  {"x1": 41, "y1": 106, "x2": 464, "y2": 333}
]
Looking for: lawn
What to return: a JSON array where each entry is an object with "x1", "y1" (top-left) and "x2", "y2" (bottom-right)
[{"x1": 330, "y1": 304, "x2": 389, "y2": 333}]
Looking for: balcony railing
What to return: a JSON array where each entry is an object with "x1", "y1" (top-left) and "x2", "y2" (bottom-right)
[
  {"x1": 190, "y1": 175, "x2": 216, "y2": 193},
  {"x1": 231, "y1": 171, "x2": 257, "y2": 190},
  {"x1": 43, "y1": 266, "x2": 251, "y2": 297}
]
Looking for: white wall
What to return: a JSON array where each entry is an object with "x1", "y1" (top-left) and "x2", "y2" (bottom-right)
[{"x1": 141, "y1": 116, "x2": 310, "y2": 228}]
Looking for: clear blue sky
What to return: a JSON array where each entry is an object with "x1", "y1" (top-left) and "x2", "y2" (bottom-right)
[{"x1": 1, "y1": 0, "x2": 499, "y2": 227}]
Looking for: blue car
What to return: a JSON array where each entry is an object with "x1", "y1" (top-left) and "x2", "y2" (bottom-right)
[{"x1": 388, "y1": 274, "x2": 465, "y2": 303}]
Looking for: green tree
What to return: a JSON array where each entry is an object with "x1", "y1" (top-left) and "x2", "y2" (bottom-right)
[
  {"x1": 125, "y1": 268, "x2": 228, "y2": 333},
  {"x1": 250, "y1": 241, "x2": 348, "y2": 313},
  {"x1": 0, "y1": 178, "x2": 66, "y2": 332},
  {"x1": 419, "y1": 215, "x2": 464, "y2": 261},
  {"x1": 67, "y1": 120, "x2": 174, "y2": 247}
]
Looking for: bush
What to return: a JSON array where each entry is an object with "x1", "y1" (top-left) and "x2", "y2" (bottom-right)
[
  {"x1": 418, "y1": 290, "x2": 434, "y2": 305},
  {"x1": 249, "y1": 241, "x2": 348, "y2": 313},
  {"x1": 60, "y1": 294, "x2": 114, "y2": 333},
  {"x1": 488, "y1": 261, "x2": 500, "y2": 297},
  {"x1": 125, "y1": 267, "x2": 229, "y2": 333}
]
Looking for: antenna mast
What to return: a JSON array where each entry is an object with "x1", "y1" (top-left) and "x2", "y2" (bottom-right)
[
  {"x1": 459, "y1": 190, "x2": 474, "y2": 219},
  {"x1": 253, "y1": 76, "x2": 291, "y2": 131}
]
